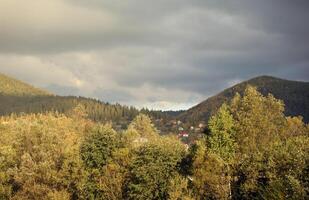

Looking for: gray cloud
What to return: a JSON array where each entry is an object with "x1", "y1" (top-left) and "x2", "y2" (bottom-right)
[
  {"x1": 0, "y1": 0, "x2": 308, "y2": 110},
  {"x1": 93, "y1": 87, "x2": 136, "y2": 103}
]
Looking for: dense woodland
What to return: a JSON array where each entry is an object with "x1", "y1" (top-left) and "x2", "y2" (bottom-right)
[
  {"x1": 0, "y1": 74, "x2": 172, "y2": 129},
  {"x1": 1, "y1": 86, "x2": 308, "y2": 199},
  {"x1": 180, "y1": 76, "x2": 309, "y2": 125},
  {"x1": 0, "y1": 94, "x2": 174, "y2": 131}
]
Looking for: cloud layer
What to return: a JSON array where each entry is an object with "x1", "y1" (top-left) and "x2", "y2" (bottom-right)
[{"x1": 1, "y1": 0, "x2": 308, "y2": 110}]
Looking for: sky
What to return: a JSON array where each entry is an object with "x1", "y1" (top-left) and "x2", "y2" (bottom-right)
[{"x1": 0, "y1": 0, "x2": 309, "y2": 110}]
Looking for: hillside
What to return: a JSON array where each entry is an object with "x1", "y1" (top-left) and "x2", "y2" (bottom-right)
[
  {"x1": 178, "y1": 76, "x2": 309, "y2": 124},
  {"x1": 1, "y1": 73, "x2": 308, "y2": 127},
  {"x1": 0, "y1": 73, "x2": 51, "y2": 96},
  {"x1": 0, "y1": 73, "x2": 170, "y2": 127}
]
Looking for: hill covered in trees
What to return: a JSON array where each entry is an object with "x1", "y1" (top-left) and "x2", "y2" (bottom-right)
[
  {"x1": 0, "y1": 86, "x2": 308, "y2": 199},
  {"x1": 1, "y1": 73, "x2": 309, "y2": 134},
  {"x1": 178, "y1": 76, "x2": 309, "y2": 124},
  {"x1": 0, "y1": 74, "x2": 169, "y2": 127},
  {"x1": 0, "y1": 73, "x2": 308, "y2": 199},
  {"x1": 0, "y1": 73, "x2": 51, "y2": 96}
]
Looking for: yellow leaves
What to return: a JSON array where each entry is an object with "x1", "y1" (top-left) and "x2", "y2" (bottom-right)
[
  {"x1": 230, "y1": 85, "x2": 286, "y2": 154},
  {"x1": 112, "y1": 147, "x2": 131, "y2": 168},
  {"x1": 128, "y1": 114, "x2": 158, "y2": 139},
  {"x1": 96, "y1": 163, "x2": 125, "y2": 200},
  {"x1": 0, "y1": 73, "x2": 51, "y2": 96},
  {"x1": 0, "y1": 112, "x2": 89, "y2": 199},
  {"x1": 47, "y1": 190, "x2": 71, "y2": 200},
  {"x1": 285, "y1": 116, "x2": 307, "y2": 137},
  {"x1": 67, "y1": 104, "x2": 88, "y2": 120},
  {"x1": 192, "y1": 150, "x2": 230, "y2": 200},
  {"x1": 168, "y1": 174, "x2": 193, "y2": 200}
]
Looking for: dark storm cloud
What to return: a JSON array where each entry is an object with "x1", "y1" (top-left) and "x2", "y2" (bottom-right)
[{"x1": 0, "y1": 0, "x2": 308, "y2": 109}]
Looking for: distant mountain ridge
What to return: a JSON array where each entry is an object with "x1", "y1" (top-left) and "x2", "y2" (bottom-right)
[
  {"x1": 178, "y1": 76, "x2": 309, "y2": 123},
  {"x1": 0, "y1": 73, "x2": 169, "y2": 126},
  {"x1": 0, "y1": 73, "x2": 51, "y2": 96},
  {"x1": 1, "y1": 73, "x2": 308, "y2": 125}
]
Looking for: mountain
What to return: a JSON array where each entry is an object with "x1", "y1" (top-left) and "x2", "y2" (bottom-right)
[
  {"x1": 178, "y1": 76, "x2": 309, "y2": 124},
  {"x1": 0, "y1": 73, "x2": 138, "y2": 124},
  {"x1": 1, "y1": 73, "x2": 308, "y2": 127},
  {"x1": 0, "y1": 73, "x2": 170, "y2": 127},
  {"x1": 0, "y1": 73, "x2": 51, "y2": 96}
]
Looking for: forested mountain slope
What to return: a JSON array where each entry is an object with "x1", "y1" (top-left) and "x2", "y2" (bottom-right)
[
  {"x1": 178, "y1": 76, "x2": 309, "y2": 123},
  {"x1": 0, "y1": 73, "x2": 168, "y2": 125},
  {"x1": 0, "y1": 73, "x2": 51, "y2": 96},
  {"x1": 1, "y1": 86, "x2": 308, "y2": 199}
]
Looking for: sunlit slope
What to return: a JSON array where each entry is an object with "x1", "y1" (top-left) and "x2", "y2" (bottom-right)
[{"x1": 0, "y1": 73, "x2": 51, "y2": 96}]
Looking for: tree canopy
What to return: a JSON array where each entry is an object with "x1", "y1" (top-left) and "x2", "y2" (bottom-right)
[{"x1": 0, "y1": 86, "x2": 308, "y2": 199}]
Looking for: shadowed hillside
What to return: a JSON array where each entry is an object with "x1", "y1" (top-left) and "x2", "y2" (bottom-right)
[
  {"x1": 0, "y1": 73, "x2": 169, "y2": 126},
  {"x1": 178, "y1": 76, "x2": 309, "y2": 123}
]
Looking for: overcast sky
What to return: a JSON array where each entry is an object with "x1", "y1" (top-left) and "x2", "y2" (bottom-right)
[{"x1": 0, "y1": 0, "x2": 308, "y2": 110}]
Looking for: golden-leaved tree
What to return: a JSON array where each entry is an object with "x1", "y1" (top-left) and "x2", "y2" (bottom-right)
[{"x1": 0, "y1": 112, "x2": 90, "y2": 200}]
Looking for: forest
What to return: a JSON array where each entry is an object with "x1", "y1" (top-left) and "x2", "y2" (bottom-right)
[
  {"x1": 0, "y1": 85, "x2": 308, "y2": 200},
  {"x1": 0, "y1": 73, "x2": 171, "y2": 129}
]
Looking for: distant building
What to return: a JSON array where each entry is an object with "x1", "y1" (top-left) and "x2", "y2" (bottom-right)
[
  {"x1": 177, "y1": 131, "x2": 189, "y2": 138},
  {"x1": 182, "y1": 133, "x2": 189, "y2": 137}
]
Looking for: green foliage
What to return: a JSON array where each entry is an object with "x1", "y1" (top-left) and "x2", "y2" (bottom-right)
[
  {"x1": 0, "y1": 95, "x2": 140, "y2": 125},
  {"x1": 179, "y1": 76, "x2": 309, "y2": 124},
  {"x1": 0, "y1": 82, "x2": 308, "y2": 200},
  {"x1": 80, "y1": 163, "x2": 126, "y2": 200},
  {"x1": 168, "y1": 174, "x2": 193, "y2": 200},
  {"x1": 127, "y1": 114, "x2": 158, "y2": 139},
  {"x1": 262, "y1": 136, "x2": 309, "y2": 199},
  {"x1": 184, "y1": 86, "x2": 309, "y2": 200},
  {"x1": 0, "y1": 73, "x2": 175, "y2": 135},
  {"x1": 125, "y1": 137, "x2": 186, "y2": 200},
  {"x1": 231, "y1": 85, "x2": 286, "y2": 154},
  {"x1": 80, "y1": 124, "x2": 118, "y2": 169},
  {"x1": 207, "y1": 103, "x2": 235, "y2": 162},
  {"x1": 190, "y1": 141, "x2": 231, "y2": 200},
  {"x1": 0, "y1": 113, "x2": 86, "y2": 199},
  {"x1": 229, "y1": 86, "x2": 309, "y2": 199}
]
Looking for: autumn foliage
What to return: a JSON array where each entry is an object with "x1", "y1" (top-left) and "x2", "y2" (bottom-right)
[{"x1": 0, "y1": 86, "x2": 308, "y2": 199}]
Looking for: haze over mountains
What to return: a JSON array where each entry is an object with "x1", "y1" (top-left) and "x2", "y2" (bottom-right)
[{"x1": 0, "y1": 73, "x2": 308, "y2": 124}]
